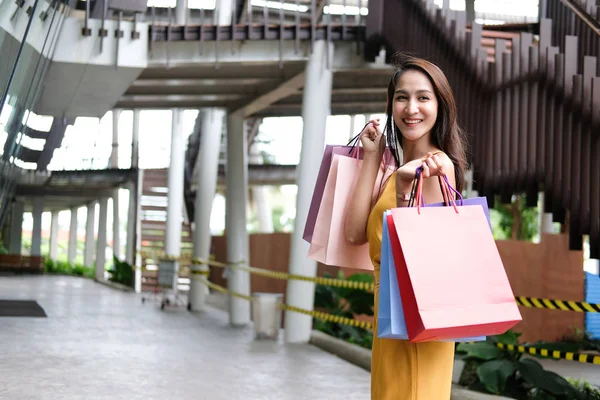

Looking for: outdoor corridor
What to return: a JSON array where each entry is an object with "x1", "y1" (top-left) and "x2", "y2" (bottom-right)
[{"x1": 0, "y1": 275, "x2": 370, "y2": 400}]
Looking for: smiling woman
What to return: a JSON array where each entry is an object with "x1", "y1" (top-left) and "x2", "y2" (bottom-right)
[{"x1": 344, "y1": 53, "x2": 469, "y2": 400}]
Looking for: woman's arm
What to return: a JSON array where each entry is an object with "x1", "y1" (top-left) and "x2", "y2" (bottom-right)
[{"x1": 344, "y1": 120, "x2": 385, "y2": 245}]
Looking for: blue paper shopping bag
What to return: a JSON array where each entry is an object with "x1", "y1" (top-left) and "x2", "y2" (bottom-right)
[{"x1": 377, "y1": 211, "x2": 486, "y2": 342}]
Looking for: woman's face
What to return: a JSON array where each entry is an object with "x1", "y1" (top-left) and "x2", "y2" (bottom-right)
[{"x1": 392, "y1": 69, "x2": 439, "y2": 144}]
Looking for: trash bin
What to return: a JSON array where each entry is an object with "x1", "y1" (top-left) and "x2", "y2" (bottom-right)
[{"x1": 251, "y1": 293, "x2": 283, "y2": 340}]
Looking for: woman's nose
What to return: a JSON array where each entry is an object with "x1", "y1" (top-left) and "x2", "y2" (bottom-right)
[{"x1": 405, "y1": 100, "x2": 418, "y2": 115}]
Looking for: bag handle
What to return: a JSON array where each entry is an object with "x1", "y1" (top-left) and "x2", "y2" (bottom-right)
[{"x1": 410, "y1": 166, "x2": 459, "y2": 215}]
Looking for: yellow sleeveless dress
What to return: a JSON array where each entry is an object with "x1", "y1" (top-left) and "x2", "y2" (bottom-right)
[{"x1": 366, "y1": 172, "x2": 455, "y2": 400}]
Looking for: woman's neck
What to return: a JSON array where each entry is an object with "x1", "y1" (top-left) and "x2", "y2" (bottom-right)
[{"x1": 401, "y1": 136, "x2": 440, "y2": 163}]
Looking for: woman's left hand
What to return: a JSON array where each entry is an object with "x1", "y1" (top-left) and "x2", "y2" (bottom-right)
[{"x1": 421, "y1": 152, "x2": 447, "y2": 178}]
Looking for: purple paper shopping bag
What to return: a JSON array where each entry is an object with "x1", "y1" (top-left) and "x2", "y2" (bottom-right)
[{"x1": 303, "y1": 145, "x2": 357, "y2": 243}]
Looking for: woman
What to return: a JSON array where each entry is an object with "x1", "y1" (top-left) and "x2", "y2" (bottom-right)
[{"x1": 345, "y1": 53, "x2": 468, "y2": 399}]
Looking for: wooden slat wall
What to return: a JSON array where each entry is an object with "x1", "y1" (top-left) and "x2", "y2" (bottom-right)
[{"x1": 369, "y1": 0, "x2": 600, "y2": 259}]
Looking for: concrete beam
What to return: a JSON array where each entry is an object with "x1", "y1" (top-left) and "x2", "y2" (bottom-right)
[{"x1": 233, "y1": 72, "x2": 305, "y2": 117}]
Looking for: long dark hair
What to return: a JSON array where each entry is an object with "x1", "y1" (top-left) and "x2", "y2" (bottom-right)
[{"x1": 384, "y1": 52, "x2": 468, "y2": 192}]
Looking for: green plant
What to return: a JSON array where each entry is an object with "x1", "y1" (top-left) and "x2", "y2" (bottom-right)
[
  {"x1": 566, "y1": 378, "x2": 600, "y2": 399},
  {"x1": 44, "y1": 257, "x2": 93, "y2": 278},
  {"x1": 313, "y1": 271, "x2": 374, "y2": 349},
  {"x1": 107, "y1": 255, "x2": 133, "y2": 287},
  {"x1": 456, "y1": 331, "x2": 585, "y2": 399},
  {"x1": 491, "y1": 194, "x2": 539, "y2": 241}
]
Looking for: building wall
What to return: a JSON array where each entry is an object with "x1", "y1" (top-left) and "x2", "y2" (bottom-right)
[{"x1": 209, "y1": 232, "x2": 584, "y2": 343}]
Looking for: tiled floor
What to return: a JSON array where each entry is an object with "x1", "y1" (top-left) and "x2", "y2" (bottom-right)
[{"x1": 0, "y1": 275, "x2": 370, "y2": 400}]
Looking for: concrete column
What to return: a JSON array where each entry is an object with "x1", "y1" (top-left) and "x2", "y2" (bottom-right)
[
  {"x1": 31, "y1": 198, "x2": 44, "y2": 257},
  {"x1": 539, "y1": 192, "x2": 554, "y2": 234},
  {"x1": 84, "y1": 202, "x2": 96, "y2": 267},
  {"x1": 9, "y1": 202, "x2": 24, "y2": 254},
  {"x1": 465, "y1": 0, "x2": 476, "y2": 24},
  {"x1": 126, "y1": 111, "x2": 141, "y2": 268},
  {"x1": 190, "y1": 108, "x2": 225, "y2": 311},
  {"x1": 49, "y1": 211, "x2": 59, "y2": 260},
  {"x1": 215, "y1": 0, "x2": 234, "y2": 25},
  {"x1": 131, "y1": 109, "x2": 140, "y2": 169},
  {"x1": 284, "y1": 40, "x2": 333, "y2": 343},
  {"x1": 165, "y1": 108, "x2": 185, "y2": 259},
  {"x1": 68, "y1": 207, "x2": 78, "y2": 264},
  {"x1": 95, "y1": 197, "x2": 109, "y2": 281},
  {"x1": 175, "y1": 0, "x2": 188, "y2": 25},
  {"x1": 111, "y1": 110, "x2": 121, "y2": 260},
  {"x1": 226, "y1": 113, "x2": 251, "y2": 326},
  {"x1": 249, "y1": 142, "x2": 273, "y2": 233}
]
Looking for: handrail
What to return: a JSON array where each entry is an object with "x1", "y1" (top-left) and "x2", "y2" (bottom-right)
[{"x1": 556, "y1": 0, "x2": 600, "y2": 37}]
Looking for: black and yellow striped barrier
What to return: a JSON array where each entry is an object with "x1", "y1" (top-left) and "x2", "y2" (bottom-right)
[
  {"x1": 193, "y1": 258, "x2": 375, "y2": 292},
  {"x1": 515, "y1": 296, "x2": 600, "y2": 313},
  {"x1": 140, "y1": 254, "x2": 600, "y2": 313},
  {"x1": 198, "y1": 279, "x2": 600, "y2": 365},
  {"x1": 496, "y1": 343, "x2": 600, "y2": 365}
]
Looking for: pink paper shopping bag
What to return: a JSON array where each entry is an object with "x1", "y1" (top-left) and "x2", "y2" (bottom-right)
[
  {"x1": 308, "y1": 151, "x2": 393, "y2": 270},
  {"x1": 388, "y1": 173, "x2": 522, "y2": 342}
]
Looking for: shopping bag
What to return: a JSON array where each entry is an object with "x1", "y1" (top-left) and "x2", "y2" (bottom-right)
[
  {"x1": 378, "y1": 211, "x2": 486, "y2": 342},
  {"x1": 423, "y1": 175, "x2": 492, "y2": 231},
  {"x1": 388, "y1": 174, "x2": 522, "y2": 342},
  {"x1": 303, "y1": 145, "x2": 357, "y2": 243},
  {"x1": 307, "y1": 151, "x2": 394, "y2": 270}
]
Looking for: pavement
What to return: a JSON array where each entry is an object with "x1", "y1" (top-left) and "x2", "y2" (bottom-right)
[{"x1": 0, "y1": 275, "x2": 370, "y2": 400}]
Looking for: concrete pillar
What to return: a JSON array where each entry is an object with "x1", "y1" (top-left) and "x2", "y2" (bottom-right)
[
  {"x1": 95, "y1": 198, "x2": 109, "y2": 281},
  {"x1": 111, "y1": 110, "x2": 121, "y2": 260},
  {"x1": 249, "y1": 142, "x2": 273, "y2": 233},
  {"x1": 68, "y1": 207, "x2": 78, "y2": 264},
  {"x1": 539, "y1": 192, "x2": 554, "y2": 234},
  {"x1": 215, "y1": 0, "x2": 234, "y2": 25},
  {"x1": 49, "y1": 211, "x2": 59, "y2": 260},
  {"x1": 31, "y1": 198, "x2": 44, "y2": 257},
  {"x1": 226, "y1": 113, "x2": 251, "y2": 326},
  {"x1": 126, "y1": 110, "x2": 141, "y2": 286},
  {"x1": 175, "y1": 0, "x2": 188, "y2": 25},
  {"x1": 465, "y1": 0, "x2": 476, "y2": 24},
  {"x1": 190, "y1": 108, "x2": 225, "y2": 311},
  {"x1": 9, "y1": 202, "x2": 24, "y2": 254},
  {"x1": 84, "y1": 202, "x2": 96, "y2": 267},
  {"x1": 284, "y1": 40, "x2": 333, "y2": 343},
  {"x1": 166, "y1": 108, "x2": 185, "y2": 258}
]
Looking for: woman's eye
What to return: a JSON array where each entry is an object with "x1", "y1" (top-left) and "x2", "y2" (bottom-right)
[
  {"x1": 419, "y1": 96, "x2": 429, "y2": 101},
  {"x1": 396, "y1": 96, "x2": 407, "y2": 101}
]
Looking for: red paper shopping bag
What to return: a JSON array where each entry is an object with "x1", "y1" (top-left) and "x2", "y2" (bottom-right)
[
  {"x1": 387, "y1": 175, "x2": 521, "y2": 342},
  {"x1": 308, "y1": 152, "x2": 394, "y2": 270}
]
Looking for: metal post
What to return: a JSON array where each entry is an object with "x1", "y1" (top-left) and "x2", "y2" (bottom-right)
[
  {"x1": 189, "y1": 108, "x2": 225, "y2": 311},
  {"x1": 49, "y1": 211, "x2": 59, "y2": 260},
  {"x1": 84, "y1": 202, "x2": 96, "y2": 267},
  {"x1": 284, "y1": 40, "x2": 333, "y2": 343},
  {"x1": 226, "y1": 113, "x2": 251, "y2": 326},
  {"x1": 96, "y1": 198, "x2": 109, "y2": 280},
  {"x1": 31, "y1": 198, "x2": 44, "y2": 257},
  {"x1": 68, "y1": 206, "x2": 78, "y2": 264}
]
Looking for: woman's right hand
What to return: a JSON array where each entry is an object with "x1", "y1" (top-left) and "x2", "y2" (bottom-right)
[{"x1": 359, "y1": 118, "x2": 385, "y2": 155}]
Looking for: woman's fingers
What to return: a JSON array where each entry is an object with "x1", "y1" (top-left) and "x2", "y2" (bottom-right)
[{"x1": 421, "y1": 162, "x2": 430, "y2": 178}]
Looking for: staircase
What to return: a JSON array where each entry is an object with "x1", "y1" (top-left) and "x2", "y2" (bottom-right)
[
  {"x1": 367, "y1": 0, "x2": 600, "y2": 259},
  {"x1": 140, "y1": 169, "x2": 193, "y2": 265}
]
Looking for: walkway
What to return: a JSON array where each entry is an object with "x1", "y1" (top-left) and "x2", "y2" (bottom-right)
[{"x1": 0, "y1": 275, "x2": 370, "y2": 400}]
